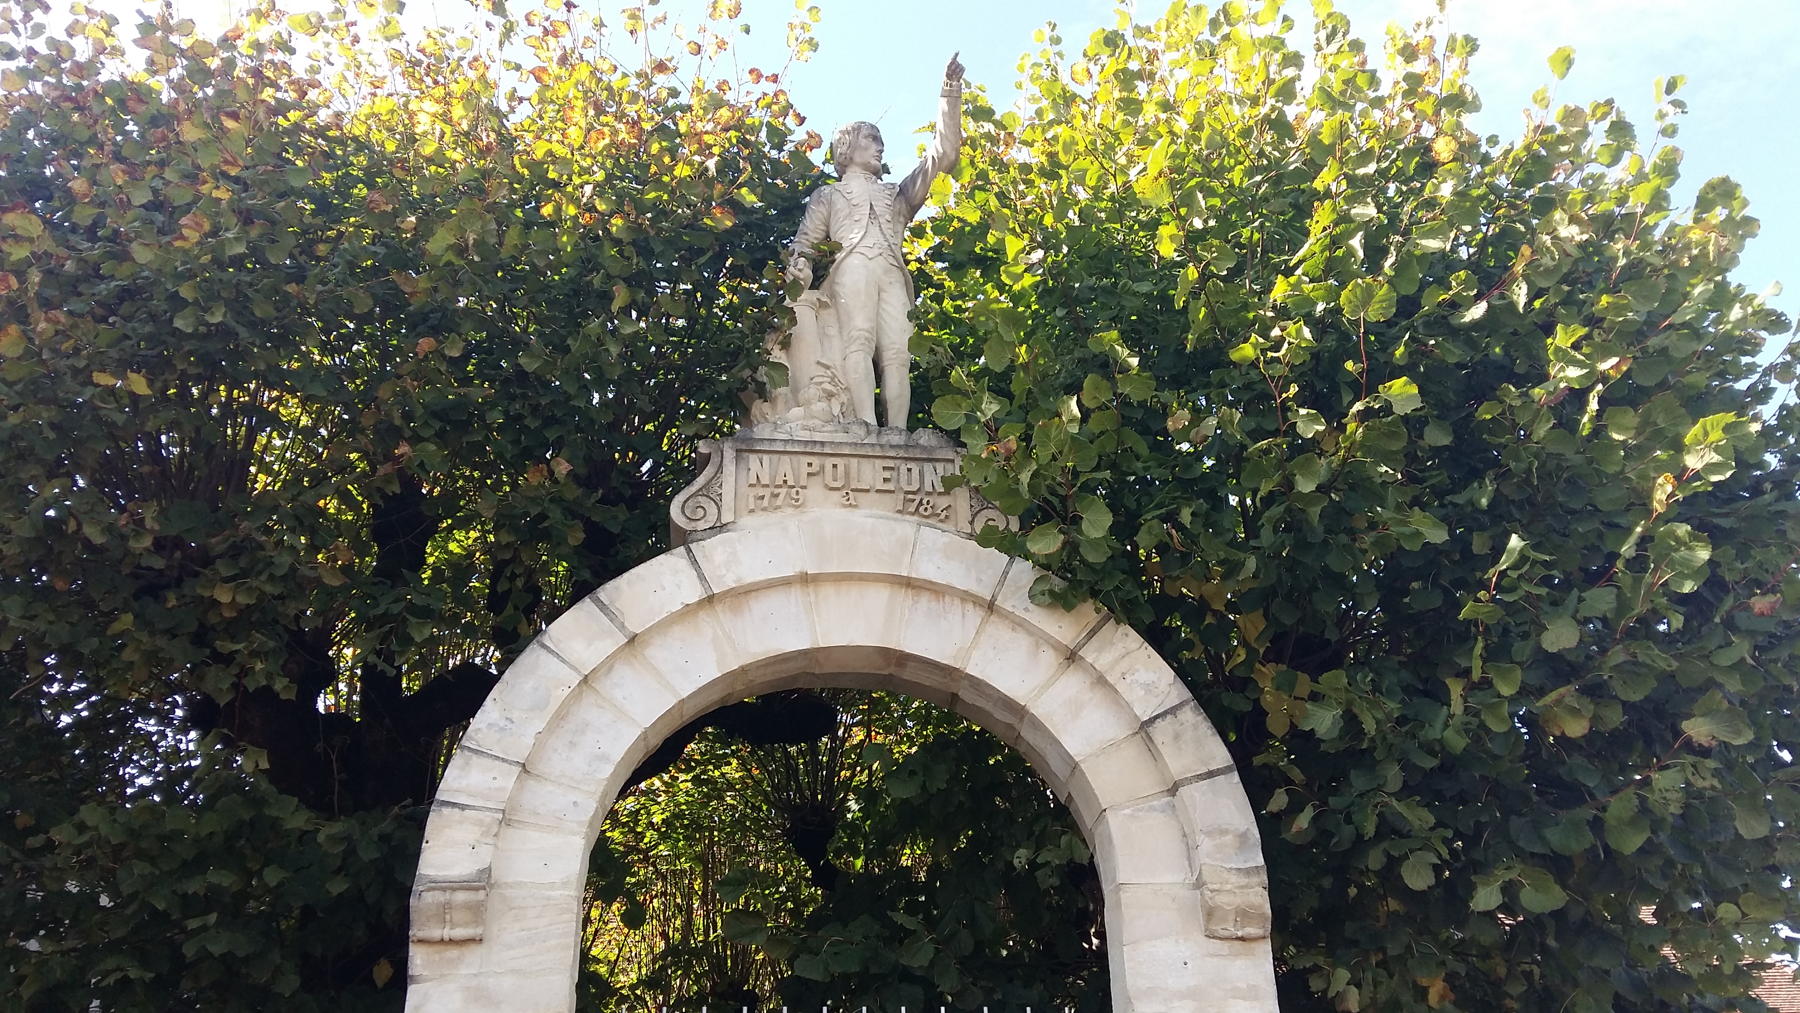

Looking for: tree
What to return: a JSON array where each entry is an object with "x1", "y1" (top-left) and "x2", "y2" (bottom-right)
[
  {"x1": 912, "y1": 3, "x2": 1799, "y2": 1010},
  {"x1": 0, "y1": 0, "x2": 818, "y2": 1006}
]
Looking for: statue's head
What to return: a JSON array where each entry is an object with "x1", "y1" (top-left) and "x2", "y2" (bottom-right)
[{"x1": 831, "y1": 121, "x2": 884, "y2": 177}]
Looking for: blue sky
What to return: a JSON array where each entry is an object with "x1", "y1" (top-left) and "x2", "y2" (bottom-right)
[
  {"x1": 156, "y1": 0, "x2": 1799, "y2": 338},
  {"x1": 627, "y1": 0, "x2": 1797, "y2": 336}
]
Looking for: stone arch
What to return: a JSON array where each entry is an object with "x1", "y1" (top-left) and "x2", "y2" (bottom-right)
[{"x1": 406, "y1": 512, "x2": 1276, "y2": 1011}]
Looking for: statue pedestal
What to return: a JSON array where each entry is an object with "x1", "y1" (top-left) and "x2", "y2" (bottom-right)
[{"x1": 670, "y1": 431, "x2": 1010, "y2": 545}]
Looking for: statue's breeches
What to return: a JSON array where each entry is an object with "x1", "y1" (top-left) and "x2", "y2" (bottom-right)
[{"x1": 826, "y1": 255, "x2": 912, "y2": 369}]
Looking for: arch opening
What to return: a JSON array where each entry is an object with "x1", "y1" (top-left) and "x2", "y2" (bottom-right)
[
  {"x1": 407, "y1": 513, "x2": 1276, "y2": 1012},
  {"x1": 585, "y1": 687, "x2": 1107, "y2": 1010}
]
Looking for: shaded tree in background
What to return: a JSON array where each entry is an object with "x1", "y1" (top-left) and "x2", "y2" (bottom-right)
[
  {"x1": 913, "y1": 3, "x2": 1799, "y2": 1010},
  {"x1": 581, "y1": 691, "x2": 1104, "y2": 1011}
]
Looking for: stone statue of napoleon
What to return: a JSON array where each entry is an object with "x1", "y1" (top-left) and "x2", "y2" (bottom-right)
[{"x1": 746, "y1": 54, "x2": 964, "y2": 444}]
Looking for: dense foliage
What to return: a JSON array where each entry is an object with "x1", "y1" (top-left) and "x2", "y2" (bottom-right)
[
  {"x1": 2, "y1": 0, "x2": 1796, "y2": 1010},
  {"x1": 914, "y1": 3, "x2": 1799, "y2": 1010},
  {"x1": 1, "y1": 0, "x2": 815, "y2": 1007}
]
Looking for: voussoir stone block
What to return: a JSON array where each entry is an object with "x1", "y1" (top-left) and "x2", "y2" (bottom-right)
[
  {"x1": 534, "y1": 597, "x2": 629, "y2": 676},
  {"x1": 893, "y1": 584, "x2": 988, "y2": 674},
  {"x1": 414, "y1": 803, "x2": 502, "y2": 882},
  {"x1": 989, "y1": 559, "x2": 1107, "y2": 647},
  {"x1": 505, "y1": 770, "x2": 602, "y2": 839},
  {"x1": 1143, "y1": 698, "x2": 1236, "y2": 782},
  {"x1": 459, "y1": 643, "x2": 584, "y2": 763},
  {"x1": 627, "y1": 598, "x2": 741, "y2": 700},
  {"x1": 907, "y1": 523, "x2": 1012, "y2": 600},
  {"x1": 958, "y1": 610, "x2": 1068, "y2": 739},
  {"x1": 583, "y1": 647, "x2": 685, "y2": 734},
  {"x1": 685, "y1": 516, "x2": 806, "y2": 594},
  {"x1": 807, "y1": 576, "x2": 911, "y2": 655},
  {"x1": 1091, "y1": 795, "x2": 1195, "y2": 888},
  {"x1": 522, "y1": 686, "x2": 632, "y2": 798},
  {"x1": 479, "y1": 886, "x2": 586, "y2": 977},
  {"x1": 433, "y1": 747, "x2": 523, "y2": 813},
  {"x1": 707, "y1": 581, "x2": 819, "y2": 670},
  {"x1": 488, "y1": 817, "x2": 592, "y2": 893},
  {"x1": 1173, "y1": 771, "x2": 1265, "y2": 868},
  {"x1": 590, "y1": 548, "x2": 709, "y2": 636},
  {"x1": 799, "y1": 509, "x2": 920, "y2": 579},
  {"x1": 1066, "y1": 731, "x2": 1170, "y2": 822},
  {"x1": 1021, "y1": 662, "x2": 1141, "y2": 769}
]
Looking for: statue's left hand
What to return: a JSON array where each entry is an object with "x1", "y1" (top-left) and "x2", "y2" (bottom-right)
[
  {"x1": 786, "y1": 255, "x2": 813, "y2": 290},
  {"x1": 944, "y1": 52, "x2": 964, "y2": 86}
]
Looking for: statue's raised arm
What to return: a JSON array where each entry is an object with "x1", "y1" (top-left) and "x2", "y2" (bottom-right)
[
  {"x1": 770, "y1": 54, "x2": 967, "y2": 433},
  {"x1": 896, "y1": 52, "x2": 964, "y2": 218}
]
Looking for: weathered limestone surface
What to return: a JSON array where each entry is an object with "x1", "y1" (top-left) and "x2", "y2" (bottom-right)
[{"x1": 407, "y1": 511, "x2": 1278, "y2": 1011}]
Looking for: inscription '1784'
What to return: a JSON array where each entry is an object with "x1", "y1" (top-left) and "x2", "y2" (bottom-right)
[{"x1": 740, "y1": 451, "x2": 956, "y2": 521}]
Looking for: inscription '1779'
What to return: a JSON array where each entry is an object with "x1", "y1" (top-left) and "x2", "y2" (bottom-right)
[{"x1": 740, "y1": 452, "x2": 957, "y2": 521}]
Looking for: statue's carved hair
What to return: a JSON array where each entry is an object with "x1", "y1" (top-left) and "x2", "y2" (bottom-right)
[{"x1": 831, "y1": 121, "x2": 881, "y2": 174}]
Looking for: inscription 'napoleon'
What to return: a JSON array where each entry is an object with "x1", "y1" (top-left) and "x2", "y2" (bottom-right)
[
  {"x1": 743, "y1": 454, "x2": 951, "y2": 494},
  {"x1": 669, "y1": 437, "x2": 1010, "y2": 545},
  {"x1": 739, "y1": 450, "x2": 955, "y2": 522}
]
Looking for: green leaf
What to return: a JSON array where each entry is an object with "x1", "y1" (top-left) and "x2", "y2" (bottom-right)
[
  {"x1": 1732, "y1": 799, "x2": 1771, "y2": 840},
  {"x1": 1378, "y1": 376, "x2": 1421, "y2": 415},
  {"x1": 1115, "y1": 370, "x2": 1155, "y2": 401},
  {"x1": 1542, "y1": 814, "x2": 1594, "y2": 856},
  {"x1": 1076, "y1": 494, "x2": 1112, "y2": 539},
  {"x1": 1650, "y1": 522, "x2": 1712, "y2": 593},
  {"x1": 1547, "y1": 45, "x2": 1575, "y2": 80},
  {"x1": 1025, "y1": 522, "x2": 1065, "y2": 556},
  {"x1": 1517, "y1": 868, "x2": 1567, "y2": 913},
  {"x1": 1682, "y1": 707, "x2": 1754, "y2": 746},
  {"x1": 1488, "y1": 663, "x2": 1522, "y2": 697},
  {"x1": 1459, "y1": 600, "x2": 1504, "y2": 623},
  {"x1": 1400, "y1": 851, "x2": 1438, "y2": 891},
  {"x1": 1290, "y1": 453, "x2": 1326, "y2": 493},
  {"x1": 720, "y1": 909, "x2": 768, "y2": 944},
  {"x1": 896, "y1": 933, "x2": 935, "y2": 968},
  {"x1": 1539, "y1": 616, "x2": 1579, "y2": 653},
  {"x1": 1488, "y1": 533, "x2": 1529, "y2": 579},
  {"x1": 1292, "y1": 408, "x2": 1326, "y2": 438},
  {"x1": 1604, "y1": 795, "x2": 1652, "y2": 854},
  {"x1": 931, "y1": 394, "x2": 970, "y2": 429},
  {"x1": 1339, "y1": 277, "x2": 1396, "y2": 321},
  {"x1": 1405, "y1": 508, "x2": 1449, "y2": 545},
  {"x1": 1080, "y1": 372, "x2": 1111, "y2": 408}
]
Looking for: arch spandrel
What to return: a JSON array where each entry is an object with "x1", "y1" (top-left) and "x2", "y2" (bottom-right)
[{"x1": 407, "y1": 511, "x2": 1277, "y2": 1011}]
